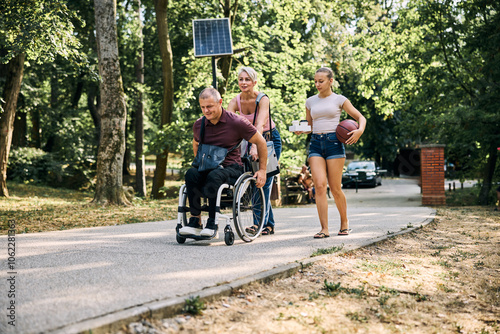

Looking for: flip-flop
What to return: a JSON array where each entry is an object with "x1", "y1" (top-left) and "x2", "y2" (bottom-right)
[
  {"x1": 338, "y1": 229, "x2": 352, "y2": 236},
  {"x1": 314, "y1": 232, "x2": 330, "y2": 239}
]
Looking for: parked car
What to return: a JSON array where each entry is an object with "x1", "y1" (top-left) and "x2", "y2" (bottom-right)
[{"x1": 342, "y1": 161, "x2": 386, "y2": 188}]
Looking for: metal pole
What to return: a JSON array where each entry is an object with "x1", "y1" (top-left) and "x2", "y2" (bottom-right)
[{"x1": 211, "y1": 57, "x2": 217, "y2": 89}]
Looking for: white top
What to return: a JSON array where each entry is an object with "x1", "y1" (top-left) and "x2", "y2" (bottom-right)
[{"x1": 306, "y1": 93, "x2": 347, "y2": 134}]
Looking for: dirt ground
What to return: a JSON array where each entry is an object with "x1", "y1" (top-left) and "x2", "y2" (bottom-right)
[{"x1": 119, "y1": 206, "x2": 499, "y2": 334}]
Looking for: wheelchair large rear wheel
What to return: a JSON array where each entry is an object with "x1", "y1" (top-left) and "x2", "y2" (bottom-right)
[{"x1": 233, "y1": 175, "x2": 265, "y2": 242}]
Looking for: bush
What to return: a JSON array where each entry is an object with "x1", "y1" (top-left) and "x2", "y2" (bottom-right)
[
  {"x1": 7, "y1": 147, "x2": 59, "y2": 184},
  {"x1": 7, "y1": 147, "x2": 94, "y2": 190}
]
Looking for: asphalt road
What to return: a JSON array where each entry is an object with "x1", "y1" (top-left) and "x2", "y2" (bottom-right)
[{"x1": 0, "y1": 177, "x2": 435, "y2": 334}]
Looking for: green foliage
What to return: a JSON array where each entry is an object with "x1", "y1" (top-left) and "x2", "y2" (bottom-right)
[
  {"x1": 311, "y1": 243, "x2": 344, "y2": 257},
  {"x1": 0, "y1": 0, "x2": 85, "y2": 65},
  {"x1": 323, "y1": 280, "x2": 342, "y2": 296},
  {"x1": 4, "y1": 0, "x2": 498, "y2": 202},
  {"x1": 7, "y1": 147, "x2": 94, "y2": 189},
  {"x1": 446, "y1": 185, "x2": 496, "y2": 206},
  {"x1": 183, "y1": 296, "x2": 206, "y2": 316},
  {"x1": 7, "y1": 148, "x2": 53, "y2": 184}
]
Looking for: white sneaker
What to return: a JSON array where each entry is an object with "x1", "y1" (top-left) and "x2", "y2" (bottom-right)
[
  {"x1": 200, "y1": 218, "x2": 217, "y2": 237},
  {"x1": 179, "y1": 217, "x2": 202, "y2": 236},
  {"x1": 179, "y1": 226, "x2": 202, "y2": 236}
]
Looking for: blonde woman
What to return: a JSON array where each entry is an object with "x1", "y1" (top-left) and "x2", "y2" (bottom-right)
[{"x1": 227, "y1": 67, "x2": 282, "y2": 235}]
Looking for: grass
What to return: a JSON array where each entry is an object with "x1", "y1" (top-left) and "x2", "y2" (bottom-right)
[
  {"x1": 445, "y1": 185, "x2": 497, "y2": 206},
  {"x1": 0, "y1": 180, "x2": 182, "y2": 235},
  {"x1": 310, "y1": 244, "x2": 344, "y2": 257}
]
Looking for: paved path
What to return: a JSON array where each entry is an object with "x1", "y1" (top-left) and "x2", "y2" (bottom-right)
[{"x1": 0, "y1": 178, "x2": 434, "y2": 334}]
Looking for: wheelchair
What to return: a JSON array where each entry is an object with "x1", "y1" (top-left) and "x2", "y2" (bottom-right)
[{"x1": 175, "y1": 172, "x2": 266, "y2": 246}]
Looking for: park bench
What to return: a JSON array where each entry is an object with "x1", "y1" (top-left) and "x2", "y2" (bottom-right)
[{"x1": 282, "y1": 175, "x2": 309, "y2": 205}]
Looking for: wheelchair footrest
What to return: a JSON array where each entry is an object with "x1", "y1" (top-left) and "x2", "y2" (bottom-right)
[{"x1": 176, "y1": 224, "x2": 219, "y2": 240}]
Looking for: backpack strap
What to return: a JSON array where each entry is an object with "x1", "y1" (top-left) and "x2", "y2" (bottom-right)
[
  {"x1": 199, "y1": 116, "x2": 240, "y2": 153},
  {"x1": 251, "y1": 93, "x2": 273, "y2": 141},
  {"x1": 199, "y1": 116, "x2": 206, "y2": 144}
]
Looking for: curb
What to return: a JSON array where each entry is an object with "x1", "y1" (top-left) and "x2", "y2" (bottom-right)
[{"x1": 48, "y1": 213, "x2": 436, "y2": 334}]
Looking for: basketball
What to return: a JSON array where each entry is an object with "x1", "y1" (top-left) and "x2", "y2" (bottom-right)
[{"x1": 336, "y1": 119, "x2": 359, "y2": 143}]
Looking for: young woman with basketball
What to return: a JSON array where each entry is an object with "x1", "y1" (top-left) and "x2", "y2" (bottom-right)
[
  {"x1": 227, "y1": 67, "x2": 282, "y2": 235},
  {"x1": 295, "y1": 67, "x2": 366, "y2": 238}
]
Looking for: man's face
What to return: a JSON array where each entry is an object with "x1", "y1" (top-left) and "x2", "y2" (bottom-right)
[{"x1": 199, "y1": 96, "x2": 223, "y2": 123}]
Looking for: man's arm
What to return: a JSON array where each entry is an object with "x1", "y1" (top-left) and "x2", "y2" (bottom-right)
[
  {"x1": 247, "y1": 131, "x2": 267, "y2": 188},
  {"x1": 193, "y1": 139, "x2": 199, "y2": 156}
]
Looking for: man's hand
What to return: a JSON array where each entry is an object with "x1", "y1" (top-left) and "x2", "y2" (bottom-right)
[
  {"x1": 248, "y1": 131, "x2": 268, "y2": 188},
  {"x1": 253, "y1": 169, "x2": 267, "y2": 188}
]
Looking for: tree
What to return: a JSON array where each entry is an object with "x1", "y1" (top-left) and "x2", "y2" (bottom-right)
[
  {"x1": 0, "y1": 53, "x2": 24, "y2": 197},
  {"x1": 135, "y1": 0, "x2": 147, "y2": 197},
  {"x1": 92, "y1": 0, "x2": 131, "y2": 205},
  {"x1": 0, "y1": 0, "x2": 83, "y2": 197},
  {"x1": 150, "y1": 0, "x2": 174, "y2": 199}
]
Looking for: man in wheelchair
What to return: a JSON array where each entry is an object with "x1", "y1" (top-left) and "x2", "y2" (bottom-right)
[{"x1": 179, "y1": 88, "x2": 268, "y2": 237}]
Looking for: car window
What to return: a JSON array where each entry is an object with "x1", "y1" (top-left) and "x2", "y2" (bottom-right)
[{"x1": 347, "y1": 162, "x2": 375, "y2": 171}]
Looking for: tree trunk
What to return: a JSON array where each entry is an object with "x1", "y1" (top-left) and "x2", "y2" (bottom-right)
[
  {"x1": 0, "y1": 53, "x2": 25, "y2": 197},
  {"x1": 87, "y1": 82, "x2": 101, "y2": 152},
  {"x1": 12, "y1": 110, "x2": 27, "y2": 148},
  {"x1": 478, "y1": 144, "x2": 498, "y2": 205},
  {"x1": 44, "y1": 65, "x2": 60, "y2": 152},
  {"x1": 135, "y1": 0, "x2": 146, "y2": 197},
  {"x1": 151, "y1": 0, "x2": 174, "y2": 199},
  {"x1": 30, "y1": 108, "x2": 41, "y2": 148},
  {"x1": 92, "y1": 0, "x2": 131, "y2": 205}
]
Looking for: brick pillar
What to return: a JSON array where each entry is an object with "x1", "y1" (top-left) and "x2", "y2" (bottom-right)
[{"x1": 419, "y1": 144, "x2": 446, "y2": 206}]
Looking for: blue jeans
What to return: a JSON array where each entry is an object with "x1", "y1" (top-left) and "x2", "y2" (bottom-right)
[{"x1": 254, "y1": 128, "x2": 282, "y2": 229}]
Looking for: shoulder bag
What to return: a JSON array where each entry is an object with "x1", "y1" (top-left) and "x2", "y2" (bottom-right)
[
  {"x1": 192, "y1": 117, "x2": 240, "y2": 172},
  {"x1": 245, "y1": 93, "x2": 280, "y2": 178}
]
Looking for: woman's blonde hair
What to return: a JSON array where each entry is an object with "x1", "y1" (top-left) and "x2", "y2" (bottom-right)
[{"x1": 238, "y1": 67, "x2": 258, "y2": 83}]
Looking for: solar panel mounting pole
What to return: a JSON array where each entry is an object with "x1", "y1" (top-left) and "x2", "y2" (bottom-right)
[{"x1": 211, "y1": 57, "x2": 217, "y2": 89}]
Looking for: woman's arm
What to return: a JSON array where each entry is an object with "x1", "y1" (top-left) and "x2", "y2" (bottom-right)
[
  {"x1": 226, "y1": 97, "x2": 238, "y2": 113},
  {"x1": 342, "y1": 99, "x2": 366, "y2": 145},
  {"x1": 253, "y1": 95, "x2": 269, "y2": 135}
]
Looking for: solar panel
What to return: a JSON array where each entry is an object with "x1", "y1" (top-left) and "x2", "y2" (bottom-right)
[{"x1": 193, "y1": 18, "x2": 233, "y2": 58}]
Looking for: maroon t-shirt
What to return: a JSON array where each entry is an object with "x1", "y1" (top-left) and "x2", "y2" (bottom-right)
[{"x1": 193, "y1": 109, "x2": 257, "y2": 167}]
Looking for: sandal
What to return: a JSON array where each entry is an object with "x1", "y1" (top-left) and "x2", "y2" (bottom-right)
[
  {"x1": 245, "y1": 225, "x2": 259, "y2": 234},
  {"x1": 261, "y1": 226, "x2": 274, "y2": 235},
  {"x1": 313, "y1": 232, "x2": 330, "y2": 239},
  {"x1": 338, "y1": 229, "x2": 352, "y2": 236}
]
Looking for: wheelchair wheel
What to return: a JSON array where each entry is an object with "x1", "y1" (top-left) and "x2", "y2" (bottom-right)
[
  {"x1": 233, "y1": 174, "x2": 265, "y2": 242},
  {"x1": 224, "y1": 231, "x2": 235, "y2": 246},
  {"x1": 176, "y1": 234, "x2": 186, "y2": 244}
]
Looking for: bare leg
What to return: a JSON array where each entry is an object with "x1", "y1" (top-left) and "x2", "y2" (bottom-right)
[
  {"x1": 326, "y1": 158, "x2": 348, "y2": 231},
  {"x1": 309, "y1": 157, "x2": 329, "y2": 235}
]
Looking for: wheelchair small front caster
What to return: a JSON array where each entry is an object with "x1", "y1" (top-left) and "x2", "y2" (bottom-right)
[
  {"x1": 176, "y1": 234, "x2": 186, "y2": 244},
  {"x1": 224, "y1": 231, "x2": 235, "y2": 246}
]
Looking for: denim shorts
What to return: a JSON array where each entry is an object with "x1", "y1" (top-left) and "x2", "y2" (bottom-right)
[{"x1": 308, "y1": 132, "x2": 345, "y2": 160}]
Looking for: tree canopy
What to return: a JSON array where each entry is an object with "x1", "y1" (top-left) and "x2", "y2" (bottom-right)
[{"x1": 1, "y1": 0, "x2": 498, "y2": 203}]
